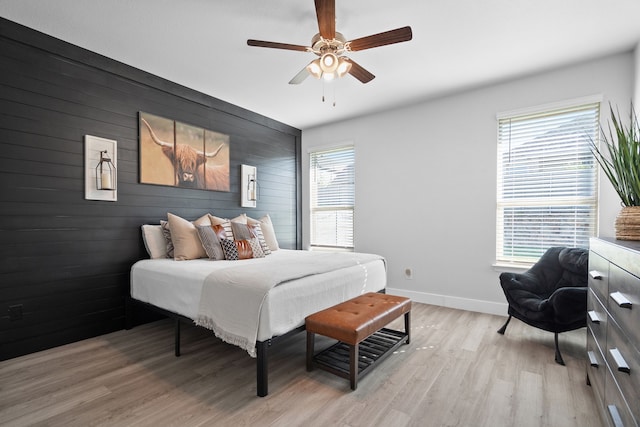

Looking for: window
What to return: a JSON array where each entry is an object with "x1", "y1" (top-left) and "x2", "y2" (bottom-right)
[
  {"x1": 310, "y1": 145, "x2": 355, "y2": 250},
  {"x1": 496, "y1": 101, "x2": 600, "y2": 265}
]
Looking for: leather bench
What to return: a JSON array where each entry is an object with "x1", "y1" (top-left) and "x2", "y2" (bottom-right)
[{"x1": 306, "y1": 292, "x2": 411, "y2": 390}]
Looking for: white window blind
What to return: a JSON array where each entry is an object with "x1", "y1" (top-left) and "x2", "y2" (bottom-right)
[
  {"x1": 496, "y1": 102, "x2": 599, "y2": 265},
  {"x1": 310, "y1": 145, "x2": 355, "y2": 250}
]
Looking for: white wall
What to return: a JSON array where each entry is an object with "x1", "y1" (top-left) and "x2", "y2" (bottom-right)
[
  {"x1": 635, "y1": 42, "x2": 640, "y2": 108},
  {"x1": 302, "y1": 51, "x2": 635, "y2": 316}
]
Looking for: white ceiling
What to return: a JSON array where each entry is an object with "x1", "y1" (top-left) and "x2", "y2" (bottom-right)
[{"x1": 1, "y1": 0, "x2": 640, "y2": 130}]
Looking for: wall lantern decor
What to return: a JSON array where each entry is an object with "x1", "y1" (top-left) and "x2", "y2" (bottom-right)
[
  {"x1": 241, "y1": 164, "x2": 258, "y2": 208},
  {"x1": 85, "y1": 135, "x2": 117, "y2": 202},
  {"x1": 96, "y1": 150, "x2": 117, "y2": 190}
]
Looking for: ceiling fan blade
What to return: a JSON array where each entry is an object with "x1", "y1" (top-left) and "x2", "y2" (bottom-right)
[
  {"x1": 347, "y1": 26, "x2": 413, "y2": 51},
  {"x1": 344, "y1": 58, "x2": 375, "y2": 84},
  {"x1": 289, "y1": 66, "x2": 311, "y2": 85},
  {"x1": 315, "y1": 0, "x2": 335, "y2": 40},
  {"x1": 247, "y1": 39, "x2": 308, "y2": 52}
]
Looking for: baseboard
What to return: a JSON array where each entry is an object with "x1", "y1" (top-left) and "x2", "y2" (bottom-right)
[{"x1": 385, "y1": 287, "x2": 508, "y2": 317}]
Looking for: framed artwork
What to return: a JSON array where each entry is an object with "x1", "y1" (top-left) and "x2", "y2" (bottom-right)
[{"x1": 139, "y1": 112, "x2": 230, "y2": 191}]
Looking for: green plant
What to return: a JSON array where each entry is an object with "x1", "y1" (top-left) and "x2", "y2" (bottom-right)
[{"x1": 590, "y1": 105, "x2": 640, "y2": 206}]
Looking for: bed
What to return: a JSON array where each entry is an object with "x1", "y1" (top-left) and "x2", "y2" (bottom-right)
[{"x1": 129, "y1": 246, "x2": 386, "y2": 396}]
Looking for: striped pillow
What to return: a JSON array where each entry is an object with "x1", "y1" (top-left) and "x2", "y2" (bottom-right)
[{"x1": 196, "y1": 225, "x2": 225, "y2": 260}]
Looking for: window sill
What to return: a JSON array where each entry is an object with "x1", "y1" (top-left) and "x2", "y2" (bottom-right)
[
  {"x1": 309, "y1": 246, "x2": 354, "y2": 253},
  {"x1": 492, "y1": 262, "x2": 532, "y2": 273}
]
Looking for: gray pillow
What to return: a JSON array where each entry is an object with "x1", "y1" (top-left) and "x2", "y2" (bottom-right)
[{"x1": 196, "y1": 225, "x2": 225, "y2": 260}]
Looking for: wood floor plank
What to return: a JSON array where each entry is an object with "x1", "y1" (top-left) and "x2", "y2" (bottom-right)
[{"x1": 0, "y1": 303, "x2": 602, "y2": 427}]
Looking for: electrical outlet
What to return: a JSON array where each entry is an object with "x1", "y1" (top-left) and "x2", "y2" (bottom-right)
[
  {"x1": 9, "y1": 304, "x2": 23, "y2": 321},
  {"x1": 404, "y1": 268, "x2": 413, "y2": 279}
]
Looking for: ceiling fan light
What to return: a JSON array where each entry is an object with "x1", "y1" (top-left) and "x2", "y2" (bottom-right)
[
  {"x1": 320, "y1": 52, "x2": 339, "y2": 73},
  {"x1": 322, "y1": 72, "x2": 335, "y2": 81},
  {"x1": 306, "y1": 59, "x2": 322, "y2": 79},
  {"x1": 336, "y1": 57, "x2": 352, "y2": 77}
]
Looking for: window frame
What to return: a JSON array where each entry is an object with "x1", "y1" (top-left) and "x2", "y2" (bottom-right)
[
  {"x1": 495, "y1": 96, "x2": 601, "y2": 266},
  {"x1": 309, "y1": 144, "x2": 355, "y2": 251}
]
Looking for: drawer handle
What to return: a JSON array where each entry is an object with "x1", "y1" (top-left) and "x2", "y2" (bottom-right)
[
  {"x1": 607, "y1": 404, "x2": 624, "y2": 427},
  {"x1": 609, "y1": 348, "x2": 631, "y2": 374},
  {"x1": 587, "y1": 351, "x2": 598, "y2": 367},
  {"x1": 589, "y1": 270, "x2": 604, "y2": 280},
  {"x1": 587, "y1": 310, "x2": 600, "y2": 324},
  {"x1": 610, "y1": 291, "x2": 632, "y2": 309}
]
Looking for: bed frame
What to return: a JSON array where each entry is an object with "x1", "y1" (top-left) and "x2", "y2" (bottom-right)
[{"x1": 125, "y1": 296, "x2": 304, "y2": 397}]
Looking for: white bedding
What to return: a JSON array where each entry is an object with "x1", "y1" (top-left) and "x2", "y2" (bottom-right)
[{"x1": 130, "y1": 249, "x2": 386, "y2": 344}]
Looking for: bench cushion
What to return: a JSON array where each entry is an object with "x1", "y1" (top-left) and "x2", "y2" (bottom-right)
[{"x1": 306, "y1": 292, "x2": 411, "y2": 345}]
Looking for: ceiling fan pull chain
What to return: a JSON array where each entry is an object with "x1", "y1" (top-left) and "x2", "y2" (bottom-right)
[{"x1": 333, "y1": 82, "x2": 336, "y2": 107}]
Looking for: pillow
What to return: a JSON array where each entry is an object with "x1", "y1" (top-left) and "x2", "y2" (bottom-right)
[
  {"x1": 249, "y1": 237, "x2": 265, "y2": 258},
  {"x1": 231, "y1": 221, "x2": 256, "y2": 240},
  {"x1": 167, "y1": 213, "x2": 210, "y2": 260},
  {"x1": 160, "y1": 220, "x2": 174, "y2": 258},
  {"x1": 207, "y1": 214, "x2": 234, "y2": 239},
  {"x1": 141, "y1": 224, "x2": 168, "y2": 259},
  {"x1": 235, "y1": 239, "x2": 254, "y2": 260},
  {"x1": 248, "y1": 222, "x2": 271, "y2": 255},
  {"x1": 220, "y1": 238, "x2": 255, "y2": 260},
  {"x1": 196, "y1": 225, "x2": 225, "y2": 260},
  {"x1": 247, "y1": 214, "x2": 279, "y2": 251},
  {"x1": 220, "y1": 238, "x2": 239, "y2": 260},
  {"x1": 232, "y1": 213, "x2": 248, "y2": 224}
]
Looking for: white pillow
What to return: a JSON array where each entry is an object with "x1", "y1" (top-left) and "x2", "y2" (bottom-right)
[{"x1": 141, "y1": 224, "x2": 167, "y2": 259}]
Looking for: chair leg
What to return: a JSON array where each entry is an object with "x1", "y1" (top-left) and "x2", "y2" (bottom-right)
[
  {"x1": 497, "y1": 315, "x2": 512, "y2": 335},
  {"x1": 554, "y1": 332, "x2": 565, "y2": 365}
]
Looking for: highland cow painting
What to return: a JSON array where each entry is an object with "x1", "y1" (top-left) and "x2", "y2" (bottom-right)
[{"x1": 139, "y1": 112, "x2": 230, "y2": 191}]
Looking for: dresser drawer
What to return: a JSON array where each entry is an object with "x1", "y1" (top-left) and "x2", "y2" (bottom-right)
[
  {"x1": 587, "y1": 327, "x2": 606, "y2": 406},
  {"x1": 588, "y1": 289, "x2": 608, "y2": 347},
  {"x1": 604, "y1": 364, "x2": 638, "y2": 427},
  {"x1": 608, "y1": 264, "x2": 640, "y2": 352},
  {"x1": 606, "y1": 317, "x2": 640, "y2": 423},
  {"x1": 589, "y1": 251, "x2": 609, "y2": 306}
]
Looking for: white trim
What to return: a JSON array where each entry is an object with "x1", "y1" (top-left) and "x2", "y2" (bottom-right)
[
  {"x1": 386, "y1": 287, "x2": 508, "y2": 317},
  {"x1": 496, "y1": 94, "x2": 603, "y2": 119},
  {"x1": 306, "y1": 141, "x2": 354, "y2": 154}
]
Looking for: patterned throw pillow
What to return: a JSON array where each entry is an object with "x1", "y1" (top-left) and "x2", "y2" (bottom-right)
[
  {"x1": 220, "y1": 238, "x2": 239, "y2": 261},
  {"x1": 248, "y1": 223, "x2": 271, "y2": 255},
  {"x1": 208, "y1": 215, "x2": 234, "y2": 239},
  {"x1": 196, "y1": 225, "x2": 225, "y2": 260},
  {"x1": 231, "y1": 221, "x2": 256, "y2": 240},
  {"x1": 249, "y1": 237, "x2": 265, "y2": 258},
  {"x1": 247, "y1": 214, "x2": 279, "y2": 251},
  {"x1": 160, "y1": 220, "x2": 174, "y2": 259},
  {"x1": 235, "y1": 239, "x2": 254, "y2": 260}
]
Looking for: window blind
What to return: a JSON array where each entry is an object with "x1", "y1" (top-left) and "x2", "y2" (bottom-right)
[
  {"x1": 310, "y1": 145, "x2": 355, "y2": 250},
  {"x1": 496, "y1": 102, "x2": 599, "y2": 264}
]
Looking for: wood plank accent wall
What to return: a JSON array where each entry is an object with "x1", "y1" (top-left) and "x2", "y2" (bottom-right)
[{"x1": 0, "y1": 18, "x2": 302, "y2": 360}]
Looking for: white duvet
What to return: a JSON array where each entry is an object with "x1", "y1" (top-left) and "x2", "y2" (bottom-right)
[{"x1": 130, "y1": 249, "x2": 386, "y2": 354}]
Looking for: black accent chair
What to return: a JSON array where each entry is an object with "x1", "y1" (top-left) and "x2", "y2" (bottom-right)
[{"x1": 497, "y1": 246, "x2": 589, "y2": 365}]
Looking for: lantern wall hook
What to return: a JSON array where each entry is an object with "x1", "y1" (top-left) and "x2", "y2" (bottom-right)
[{"x1": 84, "y1": 135, "x2": 117, "y2": 202}]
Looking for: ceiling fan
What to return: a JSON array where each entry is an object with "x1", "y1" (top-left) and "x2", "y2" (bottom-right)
[{"x1": 247, "y1": 0, "x2": 412, "y2": 84}]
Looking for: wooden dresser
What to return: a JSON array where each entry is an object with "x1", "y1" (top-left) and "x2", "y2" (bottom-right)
[{"x1": 587, "y1": 238, "x2": 640, "y2": 427}]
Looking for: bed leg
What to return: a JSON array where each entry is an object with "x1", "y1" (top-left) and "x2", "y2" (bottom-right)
[
  {"x1": 174, "y1": 318, "x2": 181, "y2": 357},
  {"x1": 124, "y1": 297, "x2": 134, "y2": 330},
  {"x1": 256, "y1": 339, "x2": 269, "y2": 397},
  {"x1": 404, "y1": 311, "x2": 411, "y2": 345}
]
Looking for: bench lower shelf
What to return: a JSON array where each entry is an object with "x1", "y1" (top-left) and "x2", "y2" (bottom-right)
[{"x1": 312, "y1": 328, "x2": 409, "y2": 387}]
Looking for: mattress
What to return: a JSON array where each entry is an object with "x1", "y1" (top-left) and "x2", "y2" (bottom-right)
[{"x1": 130, "y1": 249, "x2": 386, "y2": 341}]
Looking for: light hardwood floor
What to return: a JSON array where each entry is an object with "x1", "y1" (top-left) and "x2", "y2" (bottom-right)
[{"x1": 0, "y1": 303, "x2": 601, "y2": 427}]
